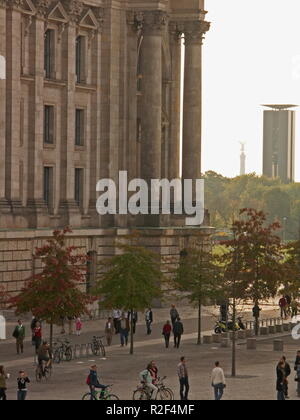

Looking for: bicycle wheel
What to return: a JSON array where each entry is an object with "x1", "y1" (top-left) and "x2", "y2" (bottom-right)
[
  {"x1": 65, "y1": 347, "x2": 73, "y2": 362},
  {"x1": 133, "y1": 389, "x2": 148, "y2": 401},
  {"x1": 105, "y1": 394, "x2": 119, "y2": 400},
  {"x1": 100, "y1": 344, "x2": 106, "y2": 358},
  {"x1": 163, "y1": 388, "x2": 174, "y2": 400},
  {"x1": 35, "y1": 367, "x2": 42, "y2": 383},
  {"x1": 44, "y1": 366, "x2": 52, "y2": 381},
  {"x1": 91, "y1": 343, "x2": 100, "y2": 356},
  {"x1": 157, "y1": 389, "x2": 173, "y2": 400},
  {"x1": 53, "y1": 349, "x2": 61, "y2": 364},
  {"x1": 82, "y1": 393, "x2": 96, "y2": 401}
]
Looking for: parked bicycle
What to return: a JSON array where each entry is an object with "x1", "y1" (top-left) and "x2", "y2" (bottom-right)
[
  {"x1": 82, "y1": 385, "x2": 119, "y2": 400},
  {"x1": 133, "y1": 376, "x2": 174, "y2": 400},
  {"x1": 53, "y1": 339, "x2": 73, "y2": 363},
  {"x1": 91, "y1": 336, "x2": 106, "y2": 358}
]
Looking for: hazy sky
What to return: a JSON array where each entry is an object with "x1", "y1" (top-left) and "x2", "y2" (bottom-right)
[{"x1": 202, "y1": 0, "x2": 300, "y2": 180}]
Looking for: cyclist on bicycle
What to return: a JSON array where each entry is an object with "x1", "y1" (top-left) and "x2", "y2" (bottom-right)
[
  {"x1": 149, "y1": 360, "x2": 159, "y2": 386},
  {"x1": 37, "y1": 341, "x2": 52, "y2": 375},
  {"x1": 87, "y1": 365, "x2": 107, "y2": 399},
  {"x1": 139, "y1": 363, "x2": 158, "y2": 400}
]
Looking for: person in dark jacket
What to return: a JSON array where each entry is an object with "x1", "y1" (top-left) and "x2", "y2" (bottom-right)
[
  {"x1": 88, "y1": 365, "x2": 107, "y2": 399},
  {"x1": 13, "y1": 320, "x2": 25, "y2": 355},
  {"x1": 170, "y1": 305, "x2": 179, "y2": 327},
  {"x1": 17, "y1": 371, "x2": 30, "y2": 400},
  {"x1": 145, "y1": 309, "x2": 153, "y2": 335},
  {"x1": 162, "y1": 320, "x2": 172, "y2": 348},
  {"x1": 173, "y1": 318, "x2": 184, "y2": 349},
  {"x1": 276, "y1": 360, "x2": 286, "y2": 401},
  {"x1": 119, "y1": 315, "x2": 130, "y2": 347},
  {"x1": 277, "y1": 356, "x2": 291, "y2": 399},
  {"x1": 295, "y1": 350, "x2": 300, "y2": 397}
]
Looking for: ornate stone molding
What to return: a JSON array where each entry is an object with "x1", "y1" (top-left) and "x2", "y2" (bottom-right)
[
  {"x1": 142, "y1": 10, "x2": 168, "y2": 36},
  {"x1": 169, "y1": 21, "x2": 182, "y2": 43},
  {"x1": 7, "y1": 0, "x2": 25, "y2": 10},
  {"x1": 0, "y1": 0, "x2": 7, "y2": 9},
  {"x1": 66, "y1": 0, "x2": 84, "y2": 23},
  {"x1": 183, "y1": 20, "x2": 210, "y2": 45},
  {"x1": 34, "y1": 0, "x2": 51, "y2": 18},
  {"x1": 126, "y1": 10, "x2": 143, "y2": 33}
]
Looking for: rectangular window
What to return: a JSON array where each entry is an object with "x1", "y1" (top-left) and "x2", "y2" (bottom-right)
[
  {"x1": 44, "y1": 105, "x2": 54, "y2": 144},
  {"x1": 44, "y1": 29, "x2": 54, "y2": 79},
  {"x1": 44, "y1": 167, "x2": 54, "y2": 211},
  {"x1": 75, "y1": 168, "x2": 83, "y2": 208},
  {"x1": 75, "y1": 109, "x2": 85, "y2": 146},
  {"x1": 76, "y1": 36, "x2": 85, "y2": 83}
]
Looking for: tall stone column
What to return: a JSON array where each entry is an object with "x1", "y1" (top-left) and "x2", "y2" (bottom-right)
[
  {"x1": 140, "y1": 11, "x2": 167, "y2": 183},
  {"x1": 0, "y1": 1, "x2": 9, "y2": 212},
  {"x1": 168, "y1": 22, "x2": 181, "y2": 181},
  {"x1": 182, "y1": 20, "x2": 210, "y2": 182}
]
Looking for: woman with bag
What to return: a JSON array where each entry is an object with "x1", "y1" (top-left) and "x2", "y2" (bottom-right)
[{"x1": 295, "y1": 350, "x2": 300, "y2": 398}]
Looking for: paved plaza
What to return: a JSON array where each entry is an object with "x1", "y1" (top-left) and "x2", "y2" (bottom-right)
[{"x1": 1, "y1": 306, "x2": 300, "y2": 401}]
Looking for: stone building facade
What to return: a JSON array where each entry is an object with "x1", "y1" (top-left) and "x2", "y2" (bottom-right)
[{"x1": 0, "y1": 0, "x2": 212, "y2": 294}]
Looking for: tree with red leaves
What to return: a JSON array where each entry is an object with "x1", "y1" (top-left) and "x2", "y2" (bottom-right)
[
  {"x1": 220, "y1": 209, "x2": 284, "y2": 377},
  {"x1": 9, "y1": 228, "x2": 94, "y2": 347}
]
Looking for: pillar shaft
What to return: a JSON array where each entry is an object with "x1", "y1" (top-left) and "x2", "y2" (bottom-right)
[
  {"x1": 140, "y1": 11, "x2": 167, "y2": 183},
  {"x1": 182, "y1": 21, "x2": 210, "y2": 182}
]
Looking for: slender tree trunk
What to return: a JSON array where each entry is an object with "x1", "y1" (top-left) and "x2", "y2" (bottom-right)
[
  {"x1": 50, "y1": 323, "x2": 53, "y2": 350},
  {"x1": 231, "y1": 298, "x2": 236, "y2": 378},
  {"x1": 197, "y1": 298, "x2": 202, "y2": 345},
  {"x1": 130, "y1": 309, "x2": 134, "y2": 355}
]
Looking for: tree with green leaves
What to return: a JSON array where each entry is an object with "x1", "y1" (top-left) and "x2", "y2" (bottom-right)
[
  {"x1": 93, "y1": 236, "x2": 163, "y2": 355},
  {"x1": 9, "y1": 228, "x2": 93, "y2": 348},
  {"x1": 220, "y1": 209, "x2": 284, "y2": 376},
  {"x1": 174, "y1": 241, "x2": 220, "y2": 345},
  {"x1": 281, "y1": 240, "x2": 300, "y2": 299}
]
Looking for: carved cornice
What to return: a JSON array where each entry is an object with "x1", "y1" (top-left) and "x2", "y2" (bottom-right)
[
  {"x1": 183, "y1": 20, "x2": 210, "y2": 45},
  {"x1": 65, "y1": 0, "x2": 84, "y2": 23},
  {"x1": 34, "y1": 0, "x2": 51, "y2": 18},
  {"x1": 7, "y1": 0, "x2": 25, "y2": 10},
  {"x1": 142, "y1": 10, "x2": 168, "y2": 36}
]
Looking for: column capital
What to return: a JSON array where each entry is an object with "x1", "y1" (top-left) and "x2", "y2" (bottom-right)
[
  {"x1": 7, "y1": 0, "x2": 24, "y2": 10},
  {"x1": 34, "y1": 0, "x2": 51, "y2": 18},
  {"x1": 63, "y1": 0, "x2": 84, "y2": 23},
  {"x1": 0, "y1": 0, "x2": 7, "y2": 9},
  {"x1": 183, "y1": 20, "x2": 210, "y2": 45},
  {"x1": 142, "y1": 10, "x2": 168, "y2": 36},
  {"x1": 126, "y1": 10, "x2": 144, "y2": 33}
]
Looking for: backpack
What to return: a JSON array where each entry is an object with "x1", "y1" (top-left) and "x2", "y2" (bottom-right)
[{"x1": 86, "y1": 374, "x2": 91, "y2": 386}]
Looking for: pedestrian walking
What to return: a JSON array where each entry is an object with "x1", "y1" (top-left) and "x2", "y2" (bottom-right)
[
  {"x1": 294, "y1": 350, "x2": 300, "y2": 398},
  {"x1": 252, "y1": 303, "x2": 261, "y2": 336},
  {"x1": 170, "y1": 305, "x2": 179, "y2": 327},
  {"x1": 285, "y1": 295, "x2": 292, "y2": 317},
  {"x1": 211, "y1": 361, "x2": 226, "y2": 400},
  {"x1": 75, "y1": 317, "x2": 82, "y2": 336},
  {"x1": 173, "y1": 318, "x2": 184, "y2": 349},
  {"x1": 277, "y1": 360, "x2": 286, "y2": 401},
  {"x1": 105, "y1": 317, "x2": 114, "y2": 346},
  {"x1": 291, "y1": 299, "x2": 298, "y2": 319},
  {"x1": 128, "y1": 311, "x2": 138, "y2": 334},
  {"x1": 279, "y1": 296, "x2": 288, "y2": 319},
  {"x1": 145, "y1": 308, "x2": 153, "y2": 335},
  {"x1": 17, "y1": 371, "x2": 30, "y2": 401},
  {"x1": 13, "y1": 320, "x2": 25, "y2": 355},
  {"x1": 113, "y1": 309, "x2": 122, "y2": 334},
  {"x1": 177, "y1": 357, "x2": 189, "y2": 401},
  {"x1": 32, "y1": 322, "x2": 42, "y2": 363},
  {"x1": 0, "y1": 366, "x2": 9, "y2": 401},
  {"x1": 162, "y1": 320, "x2": 172, "y2": 348},
  {"x1": 276, "y1": 356, "x2": 291, "y2": 399},
  {"x1": 119, "y1": 316, "x2": 130, "y2": 347}
]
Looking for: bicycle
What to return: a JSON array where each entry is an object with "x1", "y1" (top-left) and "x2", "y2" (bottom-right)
[
  {"x1": 35, "y1": 360, "x2": 52, "y2": 383},
  {"x1": 82, "y1": 385, "x2": 119, "y2": 400},
  {"x1": 91, "y1": 336, "x2": 106, "y2": 358},
  {"x1": 53, "y1": 339, "x2": 73, "y2": 363},
  {"x1": 133, "y1": 376, "x2": 174, "y2": 400}
]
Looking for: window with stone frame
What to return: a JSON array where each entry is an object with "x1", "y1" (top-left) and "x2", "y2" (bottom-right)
[
  {"x1": 75, "y1": 108, "x2": 85, "y2": 146},
  {"x1": 43, "y1": 166, "x2": 54, "y2": 212},
  {"x1": 74, "y1": 168, "x2": 84, "y2": 208},
  {"x1": 76, "y1": 35, "x2": 86, "y2": 83},
  {"x1": 44, "y1": 105, "x2": 55, "y2": 145},
  {"x1": 44, "y1": 29, "x2": 55, "y2": 79}
]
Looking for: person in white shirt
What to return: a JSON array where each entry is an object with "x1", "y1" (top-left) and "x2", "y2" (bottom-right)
[
  {"x1": 112, "y1": 309, "x2": 122, "y2": 334},
  {"x1": 211, "y1": 361, "x2": 226, "y2": 400}
]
